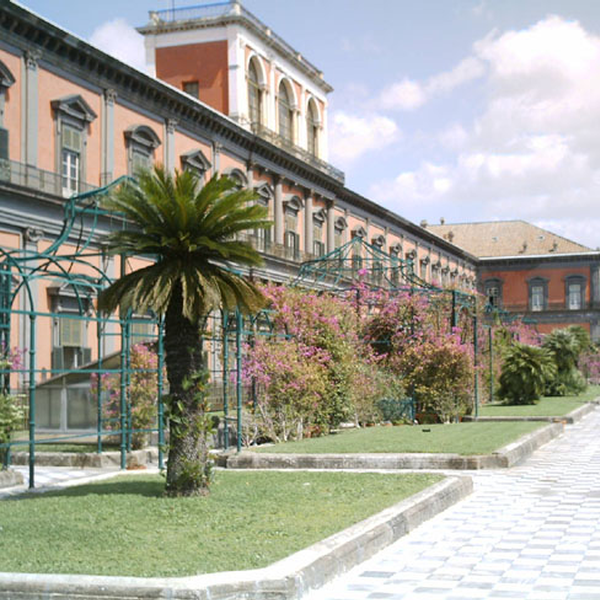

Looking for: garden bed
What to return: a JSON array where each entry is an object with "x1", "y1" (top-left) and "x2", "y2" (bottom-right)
[
  {"x1": 251, "y1": 421, "x2": 545, "y2": 456},
  {"x1": 477, "y1": 385, "x2": 600, "y2": 418},
  {"x1": 0, "y1": 471, "x2": 444, "y2": 577}
]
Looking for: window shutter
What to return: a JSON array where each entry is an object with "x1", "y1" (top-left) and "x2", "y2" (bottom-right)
[{"x1": 60, "y1": 317, "x2": 82, "y2": 347}]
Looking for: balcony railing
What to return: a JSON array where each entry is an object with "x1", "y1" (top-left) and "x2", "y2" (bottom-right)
[
  {"x1": 0, "y1": 159, "x2": 98, "y2": 198},
  {"x1": 237, "y1": 231, "x2": 314, "y2": 264},
  {"x1": 250, "y1": 122, "x2": 345, "y2": 184},
  {"x1": 149, "y1": 2, "x2": 325, "y2": 82}
]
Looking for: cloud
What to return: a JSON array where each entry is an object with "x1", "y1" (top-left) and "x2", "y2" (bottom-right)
[
  {"x1": 377, "y1": 56, "x2": 486, "y2": 111},
  {"x1": 329, "y1": 111, "x2": 399, "y2": 164},
  {"x1": 368, "y1": 15, "x2": 600, "y2": 248},
  {"x1": 90, "y1": 18, "x2": 147, "y2": 73}
]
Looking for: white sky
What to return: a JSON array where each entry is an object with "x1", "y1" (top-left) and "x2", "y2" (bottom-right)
[{"x1": 17, "y1": 0, "x2": 600, "y2": 249}]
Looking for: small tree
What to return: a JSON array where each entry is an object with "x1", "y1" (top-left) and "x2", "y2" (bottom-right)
[
  {"x1": 497, "y1": 343, "x2": 556, "y2": 405},
  {"x1": 543, "y1": 328, "x2": 587, "y2": 396}
]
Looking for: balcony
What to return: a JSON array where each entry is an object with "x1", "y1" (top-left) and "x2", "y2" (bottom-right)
[
  {"x1": 0, "y1": 159, "x2": 98, "y2": 198},
  {"x1": 250, "y1": 122, "x2": 345, "y2": 184},
  {"x1": 237, "y1": 231, "x2": 314, "y2": 264}
]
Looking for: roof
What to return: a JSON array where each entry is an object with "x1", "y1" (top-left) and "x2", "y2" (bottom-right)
[{"x1": 426, "y1": 220, "x2": 592, "y2": 258}]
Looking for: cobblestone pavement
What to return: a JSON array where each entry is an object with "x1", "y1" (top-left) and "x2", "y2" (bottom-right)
[
  {"x1": 0, "y1": 465, "x2": 123, "y2": 498},
  {"x1": 306, "y1": 410, "x2": 600, "y2": 600}
]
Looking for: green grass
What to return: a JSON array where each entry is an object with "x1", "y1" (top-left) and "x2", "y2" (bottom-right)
[
  {"x1": 0, "y1": 471, "x2": 442, "y2": 577},
  {"x1": 480, "y1": 385, "x2": 600, "y2": 417},
  {"x1": 254, "y1": 421, "x2": 544, "y2": 456}
]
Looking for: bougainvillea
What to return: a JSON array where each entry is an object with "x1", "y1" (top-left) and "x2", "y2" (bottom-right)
[{"x1": 91, "y1": 342, "x2": 160, "y2": 449}]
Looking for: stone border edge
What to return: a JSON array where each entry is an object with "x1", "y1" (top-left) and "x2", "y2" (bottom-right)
[
  {"x1": 0, "y1": 475, "x2": 472, "y2": 600},
  {"x1": 225, "y1": 421, "x2": 565, "y2": 471},
  {"x1": 0, "y1": 468, "x2": 23, "y2": 489},
  {"x1": 463, "y1": 401, "x2": 597, "y2": 424}
]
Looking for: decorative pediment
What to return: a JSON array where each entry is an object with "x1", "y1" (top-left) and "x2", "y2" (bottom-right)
[
  {"x1": 352, "y1": 226, "x2": 367, "y2": 239},
  {"x1": 0, "y1": 60, "x2": 15, "y2": 89},
  {"x1": 180, "y1": 149, "x2": 211, "y2": 173},
  {"x1": 312, "y1": 208, "x2": 326, "y2": 224},
  {"x1": 371, "y1": 234, "x2": 385, "y2": 248},
  {"x1": 224, "y1": 168, "x2": 248, "y2": 188},
  {"x1": 124, "y1": 124, "x2": 161, "y2": 150},
  {"x1": 283, "y1": 195, "x2": 303, "y2": 213},
  {"x1": 389, "y1": 242, "x2": 402, "y2": 255},
  {"x1": 334, "y1": 216, "x2": 348, "y2": 231},
  {"x1": 51, "y1": 94, "x2": 97, "y2": 123},
  {"x1": 254, "y1": 182, "x2": 274, "y2": 202}
]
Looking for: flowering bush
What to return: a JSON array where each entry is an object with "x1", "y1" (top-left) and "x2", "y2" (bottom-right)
[
  {"x1": 0, "y1": 392, "x2": 23, "y2": 468},
  {"x1": 91, "y1": 342, "x2": 159, "y2": 449}
]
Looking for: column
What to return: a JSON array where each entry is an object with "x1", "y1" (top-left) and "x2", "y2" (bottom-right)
[
  {"x1": 304, "y1": 190, "x2": 313, "y2": 254},
  {"x1": 246, "y1": 160, "x2": 255, "y2": 189},
  {"x1": 23, "y1": 50, "x2": 40, "y2": 169},
  {"x1": 326, "y1": 199, "x2": 335, "y2": 253},
  {"x1": 212, "y1": 141, "x2": 221, "y2": 175},
  {"x1": 165, "y1": 119, "x2": 177, "y2": 173},
  {"x1": 101, "y1": 89, "x2": 116, "y2": 185},
  {"x1": 592, "y1": 265, "x2": 600, "y2": 308},
  {"x1": 273, "y1": 174, "x2": 284, "y2": 245}
]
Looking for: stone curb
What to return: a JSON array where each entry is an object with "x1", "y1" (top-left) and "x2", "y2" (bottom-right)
[
  {"x1": 0, "y1": 475, "x2": 472, "y2": 600},
  {"x1": 10, "y1": 447, "x2": 158, "y2": 469},
  {"x1": 223, "y1": 422, "x2": 565, "y2": 471},
  {"x1": 0, "y1": 468, "x2": 23, "y2": 488},
  {"x1": 463, "y1": 401, "x2": 597, "y2": 424}
]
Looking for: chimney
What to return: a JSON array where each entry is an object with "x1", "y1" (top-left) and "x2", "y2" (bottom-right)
[
  {"x1": 420, "y1": 219, "x2": 428, "y2": 229},
  {"x1": 440, "y1": 217, "x2": 445, "y2": 225},
  {"x1": 448, "y1": 231, "x2": 454, "y2": 243}
]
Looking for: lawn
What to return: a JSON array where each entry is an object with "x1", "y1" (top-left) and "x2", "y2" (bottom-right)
[
  {"x1": 0, "y1": 471, "x2": 442, "y2": 577},
  {"x1": 254, "y1": 421, "x2": 544, "y2": 456},
  {"x1": 479, "y1": 385, "x2": 600, "y2": 417}
]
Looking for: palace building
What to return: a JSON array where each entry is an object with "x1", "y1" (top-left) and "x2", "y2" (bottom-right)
[{"x1": 0, "y1": 0, "x2": 598, "y2": 434}]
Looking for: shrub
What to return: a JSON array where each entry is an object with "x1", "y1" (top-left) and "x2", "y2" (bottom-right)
[
  {"x1": 91, "y1": 342, "x2": 159, "y2": 449},
  {"x1": 0, "y1": 392, "x2": 23, "y2": 468},
  {"x1": 497, "y1": 343, "x2": 556, "y2": 405},
  {"x1": 542, "y1": 329, "x2": 587, "y2": 396}
]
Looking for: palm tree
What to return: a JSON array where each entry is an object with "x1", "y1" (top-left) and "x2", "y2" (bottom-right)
[{"x1": 98, "y1": 166, "x2": 271, "y2": 496}]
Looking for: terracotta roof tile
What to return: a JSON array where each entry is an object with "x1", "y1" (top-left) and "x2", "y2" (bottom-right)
[{"x1": 426, "y1": 220, "x2": 591, "y2": 258}]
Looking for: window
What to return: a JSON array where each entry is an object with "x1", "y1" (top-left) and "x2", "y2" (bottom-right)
[
  {"x1": 0, "y1": 60, "x2": 15, "y2": 130},
  {"x1": 420, "y1": 260, "x2": 429, "y2": 282},
  {"x1": 334, "y1": 217, "x2": 347, "y2": 250},
  {"x1": 306, "y1": 99, "x2": 319, "y2": 156},
  {"x1": 124, "y1": 124, "x2": 161, "y2": 177},
  {"x1": 278, "y1": 81, "x2": 294, "y2": 144},
  {"x1": 49, "y1": 289, "x2": 92, "y2": 372},
  {"x1": 247, "y1": 59, "x2": 262, "y2": 126},
  {"x1": 565, "y1": 276, "x2": 586, "y2": 310},
  {"x1": 284, "y1": 198, "x2": 301, "y2": 260},
  {"x1": 313, "y1": 211, "x2": 325, "y2": 257},
  {"x1": 389, "y1": 245, "x2": 401, "y2": 287},
  {"x1": 61, "y1": 124, "x2": 81, "y2": 196},
  {"x1": 224, "y1": 168, "x2": 248, "y2": 189},
  {"x1": 528, "y1": 278, "x2": 548, "y2": 312},
  {"x1": 253, "y1": 183, "x2": 273, "y2": 252},
  {"x1": 484, "y1": 279, "x2": 503, "y2": 308},
  {"x1": 51, "y1": 94, "x2": 97, "y2": 197},
  {"x1": 183, "y1": 81, "x2": 199, "y2": 99},
  {"x1": 351, "y1": 229, "x2": 365, "y2": 274}
]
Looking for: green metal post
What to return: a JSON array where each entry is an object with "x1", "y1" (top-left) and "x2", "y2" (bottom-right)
[
  {"x1": 222, "y1": 312, "x2": 229, "y2": 450},
  {"x1": 489, "y1": 326, "x2": 494, "y2": 405},
  {"x1": 28, "y1": 313, "x2": 36, "y2": 489},
  {"x1": 451, "y1": 290, "x2": 457, "y2": 329},
  {"x1": 124, "y1": 314, "x2": 132, "y2": 452},
  {"x1": 119, "y1": 255, "x2": 127, "y2": 469},
  {"x1": 96, "y1": 311, "x2": 103, "y2": 454},
  {"x1": 157, "y1": 317, "x2": 165, "y2": 470},
  {"x1": 473, "y1": 315, "x2": 479, "y2": 418},
  {"x1": 236, "y1": 309, "x2": 243, "y2": 453}
]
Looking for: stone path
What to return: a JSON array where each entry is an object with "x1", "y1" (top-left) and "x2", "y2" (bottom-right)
[{"x1": 306, "y1": 409, "x2": 600, "y2": 600}]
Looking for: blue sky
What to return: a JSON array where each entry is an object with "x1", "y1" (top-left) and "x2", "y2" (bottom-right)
[{"x1": 17, "y1": 0, "x2": 600, "y2": 248}]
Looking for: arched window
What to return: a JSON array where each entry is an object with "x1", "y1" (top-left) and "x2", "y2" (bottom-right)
[
  {"x1": 248, "y1": 58, "x2": 262, "y2": 127},
  {"x1": 306, "y1": 100, "x2": 319, "y2": 156},
  {"x1": 124, "y1": 124, "x2": 161, "y2": 177},
  {"x1": 278, "y1": 81, "x2": 294, "y2": 144}
]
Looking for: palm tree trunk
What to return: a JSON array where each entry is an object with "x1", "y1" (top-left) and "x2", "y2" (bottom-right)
[{"x1": 164, "y1": 282, "x2": 212, "y2": 497}]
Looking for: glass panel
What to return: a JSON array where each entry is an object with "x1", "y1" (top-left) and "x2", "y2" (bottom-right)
[
  {"x1": 59, "y1": 317, "x2": 82, "y2": 347},
  {"x1": 132, "y1": 150, "x2": 152, "y2": 176},
  {"x1": 278, "y1": 84, "x2": 293, "y2": 143},
  {"x1": 67, "y1": 386, "x2": 97, "y2": 430},
  {"x1": 248, "y1": 62, "x2": 261, "y2": 124},
  {"x1": 568, "y1": 284, "x2": 581, "y2": 310},
  {"x1": 35, "y1": 387, "x2": 62, "y2": 429},
  {"x1": 62, "y1": 149, "x2": 79, "y2": 196},
  {"x1": 420, "y1": 263, "x2": 428, "y2": 281},
  {"x1": 531, "y1": 285, "x2": 544, "y2": 311},
  {"x1": 334, "y1": 230, "x2": 343, "y2": 249},
  {"x1": 183, "y1": 81, "x2": 199, "y2": 98}
]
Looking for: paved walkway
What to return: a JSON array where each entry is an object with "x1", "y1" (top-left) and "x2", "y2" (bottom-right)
[{"x1": 306, "y1": 410, "x2": 600, "y2": 600}]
